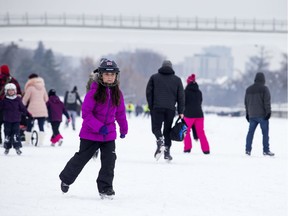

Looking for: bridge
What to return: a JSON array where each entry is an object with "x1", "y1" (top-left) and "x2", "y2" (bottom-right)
[{"x1": 0, "y1": 13, "x2": 287, "y2": 34}]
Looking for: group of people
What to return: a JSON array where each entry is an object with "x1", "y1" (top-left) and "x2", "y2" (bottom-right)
[
  {"x1": 146, "y1": 60, "x2": 274, "y2": 160},
  {"x1": 1, "y1": 58, "x2": 274, "y2": 200},
  {"x1": 0, "y1": 64, "x2": 83, "y2": 154},
  {"x1": 146, "y1": 60, "x2": 210, "y2": 161}
]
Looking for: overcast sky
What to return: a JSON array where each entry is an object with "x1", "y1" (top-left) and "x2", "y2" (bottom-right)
[{"x1": 0, "y1": 0, "x2": 287, "y2": 20}]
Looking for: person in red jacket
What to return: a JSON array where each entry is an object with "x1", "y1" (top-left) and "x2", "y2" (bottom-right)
[{"x1": 0, "y1": 64, "x2": 22, "y2": 145}]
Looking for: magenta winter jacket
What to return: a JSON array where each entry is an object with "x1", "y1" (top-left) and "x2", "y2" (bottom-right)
[{"x1": 79, "y1": 82, "x2": 128, "y2": 142}]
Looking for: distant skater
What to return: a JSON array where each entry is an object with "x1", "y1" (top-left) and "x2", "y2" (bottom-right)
[
  {"x1": 244, "y1": 72, "x2": 274, "y2": 156},
  {"x1": 0, "y1": 83, "x2": 30, "y2": 155},
  {"x1": 47, "y1": 89, "x2": 70, "y2": 146},
  {"x1": 183, "y1": 74, "x2": 210, "y2": 154}
]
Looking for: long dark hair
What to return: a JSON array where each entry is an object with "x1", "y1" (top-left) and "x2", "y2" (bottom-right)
[{"x1": 94, "y1": 84, "x2": 121, "y2": 106}]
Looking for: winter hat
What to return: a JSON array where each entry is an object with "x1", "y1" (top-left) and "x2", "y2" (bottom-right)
[
  {"x1": 28, "y1": 73, "x2": 39, "y2": 79},
  {"x1": 72, "y1": 86, "x2": 77, "y2": 92},
  {"x1": 187, "y1": 74, "x2": 196, "y2": 84},
  {"x1": 48, "y1": 89, "x2": 56, "y2": 96},
  {"x1": 162, "y1": 60, "x2": 172, "y2": 68},
  {"x1": 0, "y1": 64, "x2": 10, "y2": 76}
]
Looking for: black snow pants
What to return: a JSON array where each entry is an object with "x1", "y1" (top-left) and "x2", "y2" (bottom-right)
[
  {"x1": 151, "y1": 108, "x2": 175, "y2": 148},
  {"x1": 59, "y1": 138, "x2": 116, "y2": 193},
  {"x1": 3, "y1": 122, "x2": 22, "y2": 149}
]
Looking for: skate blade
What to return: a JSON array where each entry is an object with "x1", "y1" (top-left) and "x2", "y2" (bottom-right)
[
  {"x1": 155, "y1": 146, "x2": 165, "y2": 161},
  {"x1": 100, "y1": 194, "x2": 114, "y2": 200},
  {"x1": 164, "y1": 158, "x2": 172, "y2": 163}
]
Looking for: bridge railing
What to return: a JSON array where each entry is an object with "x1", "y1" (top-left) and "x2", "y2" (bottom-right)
[{"x1": 0, "y1": 13, "x2": 287, "y2": 33}]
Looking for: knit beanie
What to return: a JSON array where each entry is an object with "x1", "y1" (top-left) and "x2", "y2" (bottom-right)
[
  {"x1": 162, "y1": 60, "x2": 172, "y2": 68},
  {"x1": 0, "y1": 64, "x2": 10, "y2": 76},
  {"x1": 187, "y1": 74, "x2": 196, "y2": 84}
]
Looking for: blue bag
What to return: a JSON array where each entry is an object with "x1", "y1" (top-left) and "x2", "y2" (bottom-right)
[{"x1": 170, "y1": 117, "x2": 187, "y2": 141}]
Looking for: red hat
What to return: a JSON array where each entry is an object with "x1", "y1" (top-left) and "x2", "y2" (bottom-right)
[
  {"x1": 187, "y1": 74, "x2": 196, "y2": 84},
  {"x1": 0, "y1": 64, "x2": 10, "y2": 76}
]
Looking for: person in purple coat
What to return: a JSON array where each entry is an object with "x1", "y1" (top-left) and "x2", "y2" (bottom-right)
[
  {"x1": 46, "y1": 89, "x2": 70, "y2": 146},
  {"x1": 59, "y1": 59, "x2": 128, "y2": 199},
  {"x1": 0, "y1": 83, "x2": 30, "y2": 155}
]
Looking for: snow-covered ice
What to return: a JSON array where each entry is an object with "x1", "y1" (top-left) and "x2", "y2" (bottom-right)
[{"x1": 0, "y1": 114, "x2": 287, "y2": 216}]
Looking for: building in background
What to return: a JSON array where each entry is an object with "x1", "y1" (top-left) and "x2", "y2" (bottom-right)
[{"x1": 183, "y1": 46, "x2": 234, "y2": 80}]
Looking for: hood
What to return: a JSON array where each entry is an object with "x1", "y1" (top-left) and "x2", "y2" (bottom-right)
[
  {"x1": 72, "y1": 86, "x2": 78, "y2": 92},
  {"x1": 158, "y1": 66, "x2": 175, "y2": 75},
  {"x1": 24, "y1": 77, "x2": 46, "y2": 91},
  {"x1": 254, "y1": 72, "x2": 265, "y2": 85},
  {"x1": 186, "y1": 82, "x2": 199, "y2": 92}
]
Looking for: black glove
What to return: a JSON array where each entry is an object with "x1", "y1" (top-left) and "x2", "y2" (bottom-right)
[
  {"x1": 246, "y1": 114, "x2": 249, "y2": 122},
  {"x1": 265, "y1": 113, "x2": 271, "y2": 120}
]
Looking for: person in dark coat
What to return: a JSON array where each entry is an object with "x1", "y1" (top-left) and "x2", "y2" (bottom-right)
[
  {"x1": 0, "y1": 64, "x2": 22, "y2": 145},
  {"x1": 146, "y1": 60, "x2": 185, "y2": 161},
  {"x1": 46, "y1": 89, "x2": 70, "y2": 146},
  {"x1": 244, "y1": 72, "x2": 274, "y2": 156},
  {"x1": 64, "y1": 86, "x2": 82, "y2": 130},
  {"x1": 0, "y1": 83, "x2": 30, "y2": 155},
  {"x1": 183, "y1": 74, "x2": 210, "y2": 154}
]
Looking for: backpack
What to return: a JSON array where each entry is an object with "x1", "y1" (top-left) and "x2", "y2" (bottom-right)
[
  {"x1": 66, "y1": 92, "x2": 76, "y2": 104},
  {"x1": 170, "y1": 117, "x2": 187, "y2": 142}
]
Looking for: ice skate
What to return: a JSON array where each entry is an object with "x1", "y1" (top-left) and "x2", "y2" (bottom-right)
[
  {"x1": 154, "y1": 137, "x2": 165, "y2": 161},
  {"x1": 99, "y1": 189, "x2": 115, "y2": 200},
  {"x1": 15, "y1": 148, "x2": 22, "y2": 155},
  {"x1": 164, "y1": 147, "x2": 173, "y2": 161},
  {"x1": 60, "y1": 182, "x2": 69, "y2": 193}
]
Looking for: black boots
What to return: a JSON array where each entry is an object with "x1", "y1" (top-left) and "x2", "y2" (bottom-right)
[{"x1": 263, "y1": 151, "x2": 275, "y2": 156}]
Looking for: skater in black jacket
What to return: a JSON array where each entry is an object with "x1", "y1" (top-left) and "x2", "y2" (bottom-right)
[{"x1": 146, "y1": 60, "x2": 185, "y2": 161}]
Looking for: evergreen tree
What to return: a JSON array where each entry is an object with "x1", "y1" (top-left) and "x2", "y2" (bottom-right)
[
  {"x1": 33, "y1": 41, "x2": 45, "y2": 64},
  {"x1": 244, "y1": 46, "x2": 271, "y2": 85},
  {"x1": 0, "y1": 42, "x2": 18, "y2": 69},
  {"x1": 41, "y1": 49, "x2": 64, "y2": 92}
]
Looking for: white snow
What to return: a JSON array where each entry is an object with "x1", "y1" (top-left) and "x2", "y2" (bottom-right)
[{"x1": 0, "y1": 114, "x2": 287, "y2": 216}]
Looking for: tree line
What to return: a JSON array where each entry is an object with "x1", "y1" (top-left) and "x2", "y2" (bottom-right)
[{"x1": 0, "y1": 42, "x2": 287, "y2": 107}]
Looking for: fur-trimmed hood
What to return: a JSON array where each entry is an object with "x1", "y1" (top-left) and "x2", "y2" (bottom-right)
[{"x1": 24, "y1": 77, "x2": 46, "y2": 92}]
